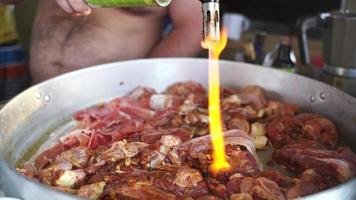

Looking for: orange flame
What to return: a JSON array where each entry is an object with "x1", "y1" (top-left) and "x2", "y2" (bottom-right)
[{"x1": 201, "y1": 29, "x2": 230, "y2": 174}]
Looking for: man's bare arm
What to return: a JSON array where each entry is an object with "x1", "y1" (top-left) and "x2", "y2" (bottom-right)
[
  {"x1": 149, "y1": 0, "x2": 203, "y2": 57},
  {"x1": 56, "y1": 0, "x2": 91, "y2": 16}
]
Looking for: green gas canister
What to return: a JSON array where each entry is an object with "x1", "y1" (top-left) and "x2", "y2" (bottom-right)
[{"x1": 85, "y1": 0, "x2": 172, "y2": 7}]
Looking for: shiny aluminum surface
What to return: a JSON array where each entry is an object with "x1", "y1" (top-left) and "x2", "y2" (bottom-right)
[
  {"x1": 202, "y1": 2, "x2": 220, "y2": 42},
  {"x1": 324, "y1": 65, "x2": 356, "y2": 78},
  {"x1": 341, "y1": 0, "x2": 356, "y2": 14},
  {"x1": 323, "y1": 12, "x2": 356, "y2": 70},
  {"x1": 0, "y1": 58, "x2": 356, "y2": 200}
]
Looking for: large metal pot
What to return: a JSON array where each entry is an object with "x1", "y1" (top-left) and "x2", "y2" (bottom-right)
[{"x1": 0, "y1": 58, "x2": 356, "y2": 200}]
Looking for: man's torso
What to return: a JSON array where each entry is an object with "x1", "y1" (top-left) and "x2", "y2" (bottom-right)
[{"x1": 30, "y1": 0, "x2": 168, "y2": 82}]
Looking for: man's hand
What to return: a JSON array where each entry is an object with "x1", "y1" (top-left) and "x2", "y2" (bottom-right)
[{"x1": 56, "y1": 0, "x2": 92, "y2": 16}]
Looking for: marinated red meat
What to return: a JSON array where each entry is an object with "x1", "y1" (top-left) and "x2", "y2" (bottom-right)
[
  {"x1": 35, "y1": 130, "x2": 92, "y2": 169},
  {"x1": 259, "y1": 170, "x2": 295, "y2": 189},
  {"x1": 128, "y1": 128, "x2": 190, "y2": 146},
  {"x1": 17, "y1": 82, "x2": 356, "y2": 200},
  {"x1": 139, "y1": 147, "x2": 167, "y2": 169},
  {"x1": 221, "y1": 87, "x2": 238, "y2": 99},
  {"x1": 266, "y1": 114, "x2": 339, "y2": 149},
  {"x1": 264, "y1": 101, "x2": 299, "y2": 119},
  {"x1": 109, "y1": 181, "x2": 177, "y2": 200},
  {"x1": 125, "y1": 86, "x2": 157, "y2": 101},
  {"x1": 73, "y1": 104, "x2": 117, "y2": 127},
  {"x1": 300, "y1": 115, "x2": 338, "y2": 149},
  {"x1": 227, "y1": 176, "x2": 286, "y2": 200},
  {"x1": 223, "y1": 105, "x2": 259, "y2": 121},
  {"x1": 226, "y1": 116, "x2": 250, "y2": 134},
  {"x1": 56, "y1": 146, "x2": 90, "y2": 168},
  {"x1": 266, "y1": 115, "x2": 301, "y2": 149},
  {"x1": 78, "y1": 181, "x2": 106, "y2": 199},
  {"x1": 98, "y1": 140, "x2": 148, "y2": 162},
  {"x1": 230, "y1": 193, "x2": 253, "y2": 200},
  {"x1": 206, "y1": 178, "x2": 227, "y2": 199},
  {"x1": 169, "y1": 130, "x2": 262, "y2": 181},
  {"x1": 149, "y1": 94, "x2": 183, "y2": 111},
  {"x1": 166, "y1": 81, "x2": 206, "y2": 97},
  {"x1": 195, "y1": 195, "x2": 222, "y2": 200},
  {"x1": 149, "y1": 166, "x2": 209, "y2": 198},
  {"x1": 138, "y1": 132, "x2": 187, "y2": 170},
  {"x1": 286, "y1": 169, "x2": 339, "y2": 199},
  {"x1": 111, "y1": 98, "x2": 156, "y2": 120},
  {"x1": 237, "y1": 86, "x2": 267, "y2": 110},
  {"x1": 274, "y1": 140, "x2": 356, "y2": 183}
]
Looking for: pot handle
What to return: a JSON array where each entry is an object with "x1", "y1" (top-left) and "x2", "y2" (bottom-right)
[{"x1": 297, "y1": 16, "x2": 318, "y2": 65}]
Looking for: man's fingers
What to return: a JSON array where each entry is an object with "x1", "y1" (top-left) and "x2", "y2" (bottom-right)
[
  {"x1": 56, "y1": 0, "x2": 75, "y2": 14},
  {"x1": 56, "y1": 0, "x2": 92, "y2": 16},
  {"x1": 68, "y1": 0, "x2": 92, "y2": 15}
]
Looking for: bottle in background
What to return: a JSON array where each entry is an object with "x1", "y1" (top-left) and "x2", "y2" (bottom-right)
[
  {"x1": 254, "y1": 32, "x2": 267, "y2": 65},
  {"x1": 242, "y1": 37, "x2": 256, "y2": 64},
  {"x1": 263, "y1": 35, "x2": 296, "y2": 73},
  {"x1": 272, "y1": 36, "x2": 296, "y2": 72}
]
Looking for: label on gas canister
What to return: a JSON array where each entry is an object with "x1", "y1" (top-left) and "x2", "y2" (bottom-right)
[{"x1": 85, "y1": 0, "x2": 171, "y2": 7}]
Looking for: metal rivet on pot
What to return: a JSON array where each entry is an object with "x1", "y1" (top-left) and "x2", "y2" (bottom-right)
[
  {"x1": 309, "y1": 96, "x2": 316, "y2": 103},
  {"x1": 320, "y1": 92, "x2": 327, "y2": 100},
  {"x1": 44, "y1": 95, "x2": 51, "y2": 102},
  {"x1": 36, "y1": 92, "x2": 42, "y2": 100}
]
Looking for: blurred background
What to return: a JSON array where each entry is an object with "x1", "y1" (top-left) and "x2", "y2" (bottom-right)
[
  {"x1": 14, "y1": 0, "x2": 356, "y2": 96},
  {"x1": 223, "y1": 0, "x2": 339, "y2": 24},
  {"x1": 14, "y1": 0, "x2": 37, "y2": 50},
  {"x1": 14, "y1": 0, "x2": 340, "y2": 51}
]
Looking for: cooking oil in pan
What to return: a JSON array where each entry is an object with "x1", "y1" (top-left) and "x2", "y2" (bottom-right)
[
  {"x1": 16, "y1": 120, "x2": 77, "y2": 168},
  {"x1": 15, "y1": 129, "x2": 53, "y2": 168},
  {"x1": 85, "y1": 0, "x2": 172, "y2": 7}
]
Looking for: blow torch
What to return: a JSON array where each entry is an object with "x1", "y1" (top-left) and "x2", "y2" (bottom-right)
[{"x1": 85, "y1": 0, "x2": 221, "y2": 42}]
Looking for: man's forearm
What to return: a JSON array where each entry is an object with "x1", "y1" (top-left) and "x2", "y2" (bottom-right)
[{"x1": 149, "y1": 27, "x2": 202, "y2": 58}]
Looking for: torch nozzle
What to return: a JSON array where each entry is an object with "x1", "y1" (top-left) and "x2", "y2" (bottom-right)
[{"x1": 202, "y1": 0, "x2": 220, "y2": 43}]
